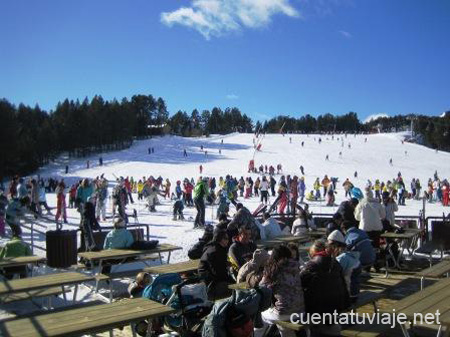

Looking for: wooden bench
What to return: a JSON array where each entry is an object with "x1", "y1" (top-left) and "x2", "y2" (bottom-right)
[
  {"x1": 0, "y1": 297, "x2": 176, "y2": 337},
  {"x1": 0, "y1": 272, "x2": 96, "y2": 305},
  {"x1": 256, "y1": 235, "x2": 311, "y2": 249},
  {"x1": 0, "y1": 256, "x2": 47, "y2": 277},
  {"x1": 0, "y1": 287, "x2": 69, "y2": 308},
  {"x1": 416, "y1": 257, "x2": 450, "y2": 290}
]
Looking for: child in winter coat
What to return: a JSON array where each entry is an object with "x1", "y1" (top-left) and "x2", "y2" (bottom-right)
[{"x1": 172, "y1": 198, "x2": 184, "y2": 220}]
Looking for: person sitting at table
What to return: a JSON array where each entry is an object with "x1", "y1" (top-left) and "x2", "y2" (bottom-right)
[
  {"x1": 101, "y1": 217, "x2": 134, "y2": 274},
  {"x1": 236, "y1": 248, "x2": 269, "y2": 286},
  {"x1": 258, "y1": 245, "x2": 305, "y2": 337},
  {"x1": 341, "y1": 220, "x2": 376, "y2": 272},
  {"x1": 327, "y1": 230, "x2": 361, "y2": 303},
  {"x1": 187, "y1": 225, "x2": 214, "y2": 260},
  {"x1": 128, "y1": 272, "x2": 153, "y2": 298},
  {"x1": 104, "y1": 217, "x2": 134, "y2": 249},
  {"x1": 198, "y1": 229, "x2": 234, "y2": 300},
  {"x1": 228, "y1": 226, "x2": 257, "y2": 277},
  {"x1": 300, "y1": 240, "x2": 350, "y2": 337},
  {"x1": 0, "y1": 234, "x2": 32, "y2": 279},
  {"x1": 227, "y1": 203, "x2": 261, "y2": 241},
  {"x1": 261, "y1": 212, "x2": 282, "y2": 239}
]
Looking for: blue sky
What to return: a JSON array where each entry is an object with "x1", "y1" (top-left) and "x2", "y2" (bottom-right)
[{"x1": 1, "y1": 0, "x2": 449, "y2": 122}]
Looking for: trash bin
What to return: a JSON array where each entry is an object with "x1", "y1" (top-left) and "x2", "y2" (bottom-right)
[{"x1": 46, "y1": 230, "x2": 78, "y2": 268}]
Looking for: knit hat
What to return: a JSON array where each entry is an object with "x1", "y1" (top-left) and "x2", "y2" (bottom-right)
[
  {"x1": 114, "y1": 217, "x2": 126, "y2": 228},
  {"x1": 327, "y1": 230, "x2": 345, "y2": 245},
  {"x1": 252, "y1": 249, "x2": 270, "y2": 268}
]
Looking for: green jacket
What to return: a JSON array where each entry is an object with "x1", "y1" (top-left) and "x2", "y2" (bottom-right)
[
  {"x1": 193, "y1": 181, "x2": 209, "y2": 200},
  {"x1": 0, "y1": 238, "x2": 32, "y2": 259}
]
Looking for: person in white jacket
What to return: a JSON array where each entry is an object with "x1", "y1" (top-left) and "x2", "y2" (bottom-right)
[
  {"x1": 354, "y1": 188, "x2": 386, "y2": 249},
  {"x1": 261, "y1": 212, "x2": 282, "y2": 239}
]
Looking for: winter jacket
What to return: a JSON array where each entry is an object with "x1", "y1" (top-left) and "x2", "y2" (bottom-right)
[
  {"x1": 354, "y1": 195, "x2": 385, "y2": 232},
  {"x1": 188, "y1": 238, "x2": 209, "y2": 260},
  {"x1": 260, "y1": 259, "x2": 305, "y2": 315},
  {"x1": 336, "y1": 200, "x2": 358, "y2": 225},
  {"x1": 0, "y1": 237, "x2": 32, "y2": 259},
  {"x1": 335, "y1": 251, "x2": 361, "y2": 294},
  {"x1": 227, "y1": 207, "x2": 261, "y2": 241},
  {"x1": 228, "y1": 241, "x2": 257, "y2": 271},
  {"x1": 236, "y1": 249, "x2": 268, "y2": 285},
  {"x1": 5, "y1": 199, "x2": 23, "y2": 224},
  {"x1": 193, "y1": 181, "x2": 209, "y2": 200},
  {"x1": 384, "y1": 201, "x2": 398, "y2": 226},
  {"x1": 300, "y1": 254, "x2": 350, "y2": 315},
  {"x1": 198, "y1": 242, "x2": 233, "y2": 286},
  {"x1": 291, "y1": 218, "x2": 308, "y2": 236},
  {"x1": 76, "y1": 185, "x2": 94, "y2": 204},
  {"x1": 297, "y1": 180, "x2": 306, "y2": 196},
  {"x1": 202, "y1": 287, "x2": 272, "y2": 337},
  {"x1": 103, "y1": 228, "x2": 134, "y2": 249},
  {"x1": 259, "y1": 180, "x2": 269, "y2": 192},
  {"x1": 345, "y1": 227, "x2": 375, "y2": 267},
  {"x1": 261, "y1": 217, "x2": 282, "y2": 239}
]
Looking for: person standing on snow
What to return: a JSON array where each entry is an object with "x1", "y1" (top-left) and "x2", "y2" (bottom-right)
[
  {"x1": 55, "y1": 181, "x2": 67, "y2": 224},
  {"x1": 193, "y1": 177, "x2": 209, "y2": 228}
]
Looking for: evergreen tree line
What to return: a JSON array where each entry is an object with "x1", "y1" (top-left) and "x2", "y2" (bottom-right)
[{"x1": 365, "y1": 112, "x2": 450, "y2": 151}]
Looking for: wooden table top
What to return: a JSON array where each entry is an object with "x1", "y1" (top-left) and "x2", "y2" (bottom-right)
[
  {"x1": 0, "y1": 256, "x2": 46, "y2": 268},
  {"x1": 78, "y1": 244, "x2": 182, "y2": 261},
  {"x1": 416, "y1": 259, "x2": 450, "y2": 278},
  {"x1": 144, "y1": 259, "x2": 199, "y2": 275},
  {"x1": 380, "y1": 277, "x2": 450, "y2": 326},
  {"x1": 0, "y1": 298, "x2": 176, "y2": 337},
  {"x1": 380, "y1": 230, "x2": 419, "y2": 239},
  {"x1": 0, "y1": 272, "x2": 94, "y2": 296},
  {"x1": 256, "y1": 235, "x2": 311, "y2": 249}
]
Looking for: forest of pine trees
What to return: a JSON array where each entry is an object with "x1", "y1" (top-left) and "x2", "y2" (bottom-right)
[{"x1": 1, "y1": 93, "x2": 449, "y2": 179}]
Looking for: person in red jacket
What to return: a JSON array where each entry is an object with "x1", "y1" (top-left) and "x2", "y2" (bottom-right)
[
  {"x1": 183, "y1": 179, "x2": 194, "y2": 207},
  {"x1": 290, "y1": 176, "x2": 299, "y2": 214},
  {"x1": 442, "y1": 181, "x2": 449, "y2": 207},
  {"x1": 55, "y1": 181, "x2": 67, "y2": 224}
]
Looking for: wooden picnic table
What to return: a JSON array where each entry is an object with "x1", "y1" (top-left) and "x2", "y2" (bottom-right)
[
  {"x1": 308, "y1": 228, "x2": 327, "y2": 238},
  {"x1": 78, "y1": 243, "x2": 182, "y2": 268},
  {"x1": 228, "y1": 281, "x2": 250, "y2": 290},
  {"x1": 144, "y1": 259, "x2": 199, "y2": 275},
  {"x1": 256, "y1": 235, "x2": 311, "y2": 249},
  {"x1": 0, "y1": 297, "x2": 176, "y2": 337},
  {"x1": 381, "y1": 229, "x2": 422, "y2": 271},
  {"x1": 380, "y1": 277, "x2": 450, "y2": 337},
  {"x1": 0, "y1": 272, "x2": 95, "y2": 304}
]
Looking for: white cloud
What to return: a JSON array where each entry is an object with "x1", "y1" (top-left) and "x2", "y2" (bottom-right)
[
  {"x1": 338, "y1": 30, "x2": 352, "y2": 39},
  {"x1": 226, "y1": 94, "x2": 239, "y2": 100},
  {"x1": 364, "y1": 113, "x2": 389, "y2": 124},
  {"x1": 161, "y1": 0, "x2": 300, "y2": 39}
]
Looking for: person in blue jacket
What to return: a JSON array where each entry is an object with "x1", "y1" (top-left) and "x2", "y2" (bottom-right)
[
  {"x1": 104, "y1": 217, "x2": 134, "y2": 249},
  {"x1": 341, "y1": 220, "x2": 375, "y2": 270}
]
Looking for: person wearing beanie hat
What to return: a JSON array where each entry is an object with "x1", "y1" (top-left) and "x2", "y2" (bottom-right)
[
  {"x1": 236, "y1": 248, "x2": 270, "y2": 285},
  {"x1": 327, "y1": 230, "x2": 361, "y2": 303}
]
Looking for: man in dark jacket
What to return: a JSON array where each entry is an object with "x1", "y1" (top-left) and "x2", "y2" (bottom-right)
[
  {"x1": 198, "y1": 229, "x2": 233, "y2": 300},
  {"x1": 301, "y1": 240, "x2": 350, "y2": 337}
]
